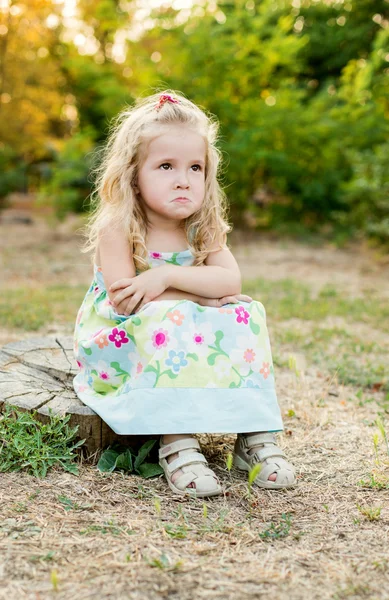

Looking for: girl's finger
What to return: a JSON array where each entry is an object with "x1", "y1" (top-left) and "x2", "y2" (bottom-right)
[
  {"x1": 220, "y1": 296, "x2": 238, "y2": 305},
  {"x1": 113, "y1": 286, "x2": 134, "y2": 306},
  {"x1": 123, "y1": 292, "x2": 143, "y2": 316},
  {"x1": 109, "y1": 279, "x2": 133, "y2": 292}
]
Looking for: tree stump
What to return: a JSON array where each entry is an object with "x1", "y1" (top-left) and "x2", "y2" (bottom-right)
[{"x1": 0, "y1": 336, "x2": 139, "y2": 455}]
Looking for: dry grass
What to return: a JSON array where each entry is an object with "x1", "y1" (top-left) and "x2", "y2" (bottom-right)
[{"x1": 1, "y1": 207, "x2": 389, "y2": 599}]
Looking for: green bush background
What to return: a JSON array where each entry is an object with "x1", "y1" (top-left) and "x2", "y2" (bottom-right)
[{"x1": 0, "y1": 0, "x2": 388, "y2": 243}]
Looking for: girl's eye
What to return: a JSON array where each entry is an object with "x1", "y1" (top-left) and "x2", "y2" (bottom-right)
[{"x1": 159, "y1": 163, "x2": 203, "y2": 171}]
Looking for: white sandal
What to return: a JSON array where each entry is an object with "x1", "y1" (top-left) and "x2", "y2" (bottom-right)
[
  {"x1": 159, "y1": 437, "x2": 223, "y2": 498},
  {"x1": 233, "y1": 432, "x2": 297, "y2": 489}
]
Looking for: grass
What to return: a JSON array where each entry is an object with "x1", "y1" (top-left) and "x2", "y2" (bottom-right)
[{"x1": 0, "y1": 285, "x2": 86, "y2": 330}]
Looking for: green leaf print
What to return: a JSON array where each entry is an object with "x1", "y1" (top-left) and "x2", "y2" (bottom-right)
[
  {"x1": 160, "y1": 370, "x2": 179, "y2": 380},
  {"x1": 215, "y1": 330, "x2": 224, "y2": 346},
  {"x1": 207, "y1": 353, "x2": 220, "y2": 366},
  {"x1": 229, "y1": 381, "x2": 238, "y2": 388},
  {"x1": 186, "y1": 353, "x2": 199, "y2": 361},
  {"x1": 131, "y1": 317, "x2": 141, "y2": 326},
  {"x1": 249, "y1": 319, "x2": 260, "y2": 335},
  {"x1": 84, "y1": 347, "x2": 92, "y2": 356},
  {"x1": 196, "y1": 306, "x2": 207, "y2": 312},
  {"x1": 165, "y1": 253, "x2": 181, "y2": 266},
  {"x1": 111, "y1": 362, "x2": 130, "y2": 378},
  {"x1": 207, "y1": 330, "x2": 228, "y2": 364}
]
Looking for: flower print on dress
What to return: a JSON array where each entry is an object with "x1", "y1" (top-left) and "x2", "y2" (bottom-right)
[
  {"x1": 109, "y1": 327, "x2": 130, "y2": 348},
  {"x1": 144, "y1": 321, "x2": 178, "y2": 356},
  {"x1": 150, "y1": 252, "x2": 163, "y2": 259},
  {"x1": 95, "y1": 360, "x2": 122, "y2": 385},
  {"x1": 167, "y1": 309, "x2": 185, "y2": 326},
  {"x1": 165, "y1": 350, "x2": 188, "y2": 374},
  {"x1": 214, "y1": 358, "x2": 232, "y2": 380},
  {"x1": 181, "y1": 321, "x2": 216, "y2": 357},
  {"x1": 235, "y1": 305, "x2": 250, "y2": 325},
  {"x1": 218, "y1": 306, "x2": 233, "y2": 314},
  {"x1": 260, "y1": 361, "x2": 271, "y2": 380},
  {"x1": 230, "y1": 335, "x2": 266, "y2": 376},
  {"x1": 128, "y1": 351, "x2": 147, "y2": 379}
]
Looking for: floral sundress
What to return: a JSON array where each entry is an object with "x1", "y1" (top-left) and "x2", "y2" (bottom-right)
[{"x1": 73, "y1": 249, "x2": 283, "y2": 434}]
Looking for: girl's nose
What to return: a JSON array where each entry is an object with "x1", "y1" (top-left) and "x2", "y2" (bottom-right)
[{"x1": 174, "y1": 171, "x2": 190, "y2": 188}]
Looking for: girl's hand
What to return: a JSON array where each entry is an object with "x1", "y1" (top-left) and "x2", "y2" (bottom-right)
[
  {"x1": 109, "y1": 267, "x2": 170, "y2": 315},
  {"x1": 199, "y1": 294, "x2": 252, "y2": 308}
]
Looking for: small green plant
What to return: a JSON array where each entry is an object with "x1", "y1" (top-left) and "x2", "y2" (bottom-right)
[
  {"x1": 356, "y1": 504, "x2": 382, "y2": 521},
  {"x1": 147, "y1": 552, "x2": 183, "y2": 571},
  {"x1": 50, "y1": 569, "x2": 59, "y2": 592},
  {"x1": 0, "y1": 404, "x2": 85, "y2": 478},
  {"x1": 97, "y1": 440, "x2": 163, "y2": 478},
  {"x1": 288, "y1": 355, "x2": 300, "y2": 377},
  {"x1": 164, "y1": 523, "x2": 188, "y2": 539},
  {"x1": 376, "y1": 416, "x2": 389, "y2": 456},
  {"x1": 259, "y1": 513, "x2": 293, "y2": 540},
  {"x1": 225, "y1": 452, "x2": 233, "y2": 472},
  {"x1": 358, "y1": 470, "x2": 389, "y2": 490}
]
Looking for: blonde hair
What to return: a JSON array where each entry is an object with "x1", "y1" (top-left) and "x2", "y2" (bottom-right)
[{"x1": 79, "y1": 89, "x2": 232, "y2": 271}]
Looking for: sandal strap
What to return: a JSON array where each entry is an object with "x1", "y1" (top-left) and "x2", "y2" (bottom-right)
[
  {"x1": 253, "y1": 445, "x2": 286, "y2": 462},
  {"x1": 165, "y1": 452, "x2": 207, "y2": 474},
  {"x1": 244, "y1": 432, "x2": 276, "y2": 447},
  {"x1": 159, "y1": 437, "x2": 200, "y2": 459}
]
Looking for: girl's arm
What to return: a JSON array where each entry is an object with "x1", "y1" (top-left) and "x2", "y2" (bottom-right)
[
  {"x1": 97, "y1": 224, "x2": 136, "y2": 306},
  {"x1": 164, "y1": 246, "x2": 242, "y2": 298}
]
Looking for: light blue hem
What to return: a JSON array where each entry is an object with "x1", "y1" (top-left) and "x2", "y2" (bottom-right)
[{"x1": 73, "y1": 381, "x2": 284, "y2": 435}]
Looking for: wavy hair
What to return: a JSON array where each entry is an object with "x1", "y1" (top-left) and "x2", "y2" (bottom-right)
[{"x1": 79, "y1": 89, "x2": 232, "y2": 271}]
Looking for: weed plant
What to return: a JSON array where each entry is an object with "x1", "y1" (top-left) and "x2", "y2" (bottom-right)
[{"x1": 0, "y1": 404, "x2": 85, "y2": 477}]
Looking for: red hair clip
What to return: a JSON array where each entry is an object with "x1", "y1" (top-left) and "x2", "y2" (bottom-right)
[{"x1": 155, "y1": 94, "x2": 180, "y2": 111}]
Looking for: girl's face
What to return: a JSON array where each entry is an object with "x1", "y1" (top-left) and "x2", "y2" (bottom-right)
[{"x1": 136, "y1": 125, "x2": 206, "y2": 227}]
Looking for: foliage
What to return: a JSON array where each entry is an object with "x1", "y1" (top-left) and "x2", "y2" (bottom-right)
[
  {"x1": 97, "y1": 439, "x2": 164, "y2": 478},
  {"x1": 0, "y1": 0, "x2": 388, "y2": 243},
  {"x1": 0, "y1": 146, "x2": 28, "y2": 206},
  {"x1": 0, "y1": 404, "x2": 85, "y2": 478},
  {"x1": 36, "y1": 128, "x2": 97, "y2": 218}
]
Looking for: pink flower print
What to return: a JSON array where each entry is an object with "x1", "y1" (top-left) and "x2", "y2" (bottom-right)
[
  {"x1": 108, "y1": 327, "x2": 129, "y2": 348},
  {"x1": 167, "y1": 309, "x2": 185, "y2": 326},
  {"x1": 260, "y1": 361, "x2": 270, "y2": 379},
  {"x1": 235, "y1": 305, "x2": 250, "y2": 325},
  {"x1": 150, "y1": 252, "x2": 162, "y2": 259},
  {"x1": 136, "y1": 361, "x2": 143, "y2": 375},
  {"x1": 244, "y1": 348, "x2": 256, "y2": 363},
  {"x1": 99, "y1": 369, "x2": 110, "y2": 381},
  {"x1": 94, "y1": 285, "x2": 100, "y2": 295},
  {"x1": 152, "y1": 328, "x2": 170, "y2": 349},
  {"x1": 76, "y1": 359, "x2": 84, "y2": 371},
  {"x1": 76, "y1": 309, "x2": 84, "y2": 325},
  {"x1": 193, "y1": 332, "x2": 204, "y2": 345}
]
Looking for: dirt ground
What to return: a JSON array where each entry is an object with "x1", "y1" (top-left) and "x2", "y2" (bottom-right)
[{"x1": 1, "y1": 205, "x2": 389, "y2": 600}]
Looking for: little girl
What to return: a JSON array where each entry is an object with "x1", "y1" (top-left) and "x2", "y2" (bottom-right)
[{"x1": 73, "y1": 90, "x2": 296, "y2": 498}]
